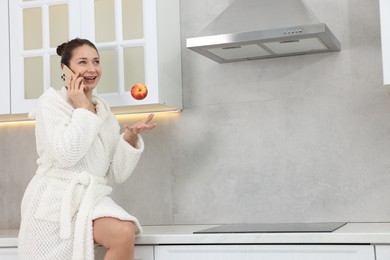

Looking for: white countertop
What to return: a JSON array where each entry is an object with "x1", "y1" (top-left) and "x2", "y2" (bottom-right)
[
  {"x1": 136, "y1": 223, "x2": 390, "y2": 245},
  {"x1": 3, "y1": 223, "x2": 390, "y2": 247}
]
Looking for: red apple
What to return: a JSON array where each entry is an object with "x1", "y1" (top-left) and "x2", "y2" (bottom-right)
[{"x1": 131, "y1": 83, "x2": 148, "y2": 100}]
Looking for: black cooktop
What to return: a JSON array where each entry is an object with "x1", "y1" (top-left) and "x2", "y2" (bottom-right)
[{"x1": 193, "y1": 222, "x2": 347, "y2": 234}]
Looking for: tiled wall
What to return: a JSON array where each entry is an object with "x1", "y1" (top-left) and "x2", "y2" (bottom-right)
[{"x1": 2, "y1": 0, "x2": 389, "y2": 229}]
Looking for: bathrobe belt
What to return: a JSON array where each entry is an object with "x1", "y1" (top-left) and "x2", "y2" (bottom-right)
[{"x1": 41, "y1": 169, "x2": 111, "y2": 259}]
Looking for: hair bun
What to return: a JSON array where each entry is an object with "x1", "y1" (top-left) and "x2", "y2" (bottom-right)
[
  {"x1": 56, "y1": 42, "x2": 67, "y2": 56},
  {"x1": 57, "y1": 38, "x2": 98, "y2": 66}
]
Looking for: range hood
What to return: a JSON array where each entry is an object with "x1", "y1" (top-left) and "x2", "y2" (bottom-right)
[{"x1": 186, "y1": 0, "x2": 341, "y2": 63}]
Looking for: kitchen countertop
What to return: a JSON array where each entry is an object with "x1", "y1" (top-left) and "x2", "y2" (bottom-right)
[{"x1": 3, "y1": 223, "x2": 390, "y2": 247}]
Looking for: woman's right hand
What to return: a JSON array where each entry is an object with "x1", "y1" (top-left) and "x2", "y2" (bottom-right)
[{"x1": 67, "y1": 72, "x2": 91, "y2": 110}]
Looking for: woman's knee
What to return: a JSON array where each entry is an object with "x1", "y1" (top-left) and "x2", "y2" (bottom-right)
[
  {"x1": 93, "y1": 218, "x2": 136, "y2": 248},
  {"x1": 114, "y1": 221, "x2": 136, "y2": 245}
]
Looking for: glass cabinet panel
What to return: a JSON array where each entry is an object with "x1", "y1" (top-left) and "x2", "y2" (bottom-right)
[
  {"x1": 124, "y1": 46, "x2": 145, "y2": 91},
  {"x1": 24, "y1": 56, "x2": 43, "y2": 99},
  {"x1": 94, "y1": 0, "x2": 116, "y2": 43},
  {"x1": 49, "y1": 4, "x2": 69, "y2": 48},
  {"x1": 23, "y1": 8, "x2": 42, "y2": 50},
  {"x1": 98, "y1": 49, "x2": 118, "y2": 94},
  {"x1": 50, "y1": 55, "x2": 63, "y2": 90},
  {"x1": 122, "y1": 0, "x2": 144, "y2": 40}
]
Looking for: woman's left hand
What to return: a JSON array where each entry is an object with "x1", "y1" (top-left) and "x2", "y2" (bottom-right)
[{"x1": 123, "y1": 114, "x2": 157, "y2": 147}]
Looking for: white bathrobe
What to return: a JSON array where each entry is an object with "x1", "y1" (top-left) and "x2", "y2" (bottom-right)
[{"x1": 18, "y1": 87, "x2": 144, "y2": 260}]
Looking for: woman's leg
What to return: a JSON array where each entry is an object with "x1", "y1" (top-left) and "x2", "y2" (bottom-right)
[{"x1": 93, "y1": 217, "x2": 136, "y2": 260}]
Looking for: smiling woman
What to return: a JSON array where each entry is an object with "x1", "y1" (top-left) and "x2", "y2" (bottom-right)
[
  {"x1": 57, "y1": 39, "x2": 102, "y2": 112},
  {"x1": 17, "y1": 38, "x2": 157, "y2": 260}
]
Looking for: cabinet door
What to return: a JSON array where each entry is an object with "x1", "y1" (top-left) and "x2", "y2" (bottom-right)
[
  {"x1": 0, "y1": 0, "x2": 10, "y2": 115},
  {"x1": 155, "y1": 245, "x2": 375, "y2": 260},
  {"x1": 134, "y1": 246, "x2": 154, "y2": 260},
  {"x1": 376, "y1": 245, "x2": 390, "y2": 260},
  {"x1": 95, "y1": 245, "x2": 154, "y2": 260},
  {"x1": 87, "y1": 0, "x2": 148, "y2": 106},
  {"x1": 87, "y1": 0, "x2": 182, "y2": 113},
  {"x1": 0, "y1": 247, "x2": 18, "y2": 260}
]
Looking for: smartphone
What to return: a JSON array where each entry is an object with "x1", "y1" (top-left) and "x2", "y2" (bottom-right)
[{"x1": 62, "y1": 65, "x2": 75, "y2": 88}]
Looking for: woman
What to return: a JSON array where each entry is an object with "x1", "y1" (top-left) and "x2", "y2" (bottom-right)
[{"x1": 18, "y1": 38, "x2": 156, "y2": 260}]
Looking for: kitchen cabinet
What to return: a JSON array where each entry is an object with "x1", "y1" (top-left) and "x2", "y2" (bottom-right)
[
  {"x1": 0, "y1": 245, "x2": 379, "y2": 260},
  {"x1": 0, "y1": 248, "x2": 18, "y2": 260},
  {"x1": 380, "y1": 0, "x2": 390, "y2": 87},
  {"x1": 0, "y1": 245, "x2": 154, "y2": 260},
  {"x1": 5, "y1": 0, "x2": 182, "y2": 120},
  {"x1": 154, "y1": 245, "x2": 375, "y2": 260},
  {"x1": 0, "y1": 1, "x2": 10, "y2": 116},
  {"x1": 95, "y1": 245, "x2": 154, "y2": 260},
  {"x1": 376, "y1": 245, "x2": 390, "y2": 260}
]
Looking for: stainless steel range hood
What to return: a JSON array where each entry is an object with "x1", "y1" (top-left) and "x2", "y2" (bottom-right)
[{"x1": 186, "y1": 0, "x2": 341, "y2": 63}]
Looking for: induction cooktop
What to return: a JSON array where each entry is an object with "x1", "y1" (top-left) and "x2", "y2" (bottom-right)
[{"x1": 193, "y1": 222, "x2": 347, "y2": 234}]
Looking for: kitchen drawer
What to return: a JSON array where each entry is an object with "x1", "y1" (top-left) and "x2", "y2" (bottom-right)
[
  {"x1": 0, "y1": 248, "x2": 18, "y2": 260},
  {"x1": 95, "y1": 245, "x2": 154, "y2": 260},
  {"x1": 375, "y1": 245, "x2": 390, "y2": 260},
  {"x1": 155, "y1": 245, "x2": 374, "y2": 260}
]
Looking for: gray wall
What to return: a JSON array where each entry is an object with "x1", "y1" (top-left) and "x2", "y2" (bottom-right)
[{"x1": 1, "y1": 0, "x2": 389, "y2": 229}]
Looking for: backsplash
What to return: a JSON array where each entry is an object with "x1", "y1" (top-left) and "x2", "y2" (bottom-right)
[{"x1": 1, "y1": 0, "x2": 390, "y2": 229}]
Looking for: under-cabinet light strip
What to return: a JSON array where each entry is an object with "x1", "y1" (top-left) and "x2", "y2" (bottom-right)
[{"x1": 0, "y1": 110, "x2": 181, "y2": 126}]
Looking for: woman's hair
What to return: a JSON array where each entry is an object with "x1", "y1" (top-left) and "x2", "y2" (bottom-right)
[{"x1": 56, "y1": 38, "x2": 99, "y2": 67}]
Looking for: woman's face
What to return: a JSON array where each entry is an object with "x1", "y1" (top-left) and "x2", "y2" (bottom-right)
[{"x1": 69, "y1": 44, "x2": 102, "y2": 91}]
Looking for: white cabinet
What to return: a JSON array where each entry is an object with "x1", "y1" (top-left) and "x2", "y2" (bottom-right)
[
  {"x1": 133, "y1": 246, "x2": 154, "y2": 260},
  {"x1": 0, "y1": 1, "x2": 10, "y2": 116},
  {"x1": 89, "y1": 0, "x2": 183, "y2": 115},
  {"x1": 155, "y1": 245, "x2": 375, "y2": 260},
  {"x1": 95, "y1": 245, "x2": 154, "y2": 260},
  {"x1": 0, "y1": 245, "x2": 154, "y2": 260},
  {"x1": 0, "y1": 248, "x2": 18, "y2": 260},
  {"x1": 376, "y1": 245, "x2": 390, "y2": 260},
  {"x1": 5, "y1": 0, "x2": 182, "y2": 120},
  {"x1": 380, "y1": 0, "x2": 390, "y2": 87}
]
